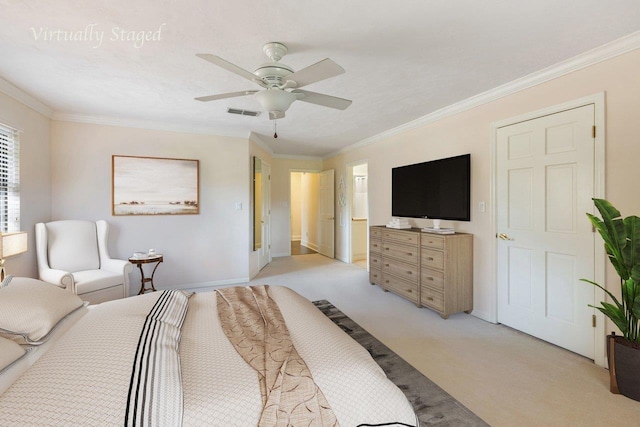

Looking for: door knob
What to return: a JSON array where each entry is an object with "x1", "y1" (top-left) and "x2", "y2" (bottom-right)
[{"x1": 498, "y1": 233, "x2": 513, "y2": 241}]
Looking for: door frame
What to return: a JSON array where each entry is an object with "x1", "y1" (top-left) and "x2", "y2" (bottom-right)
[
  {"x1": 345, "y1": 159, "x2": 370, "y2": 265},
  {"x1": 490, "y1": 92, "x2": 606, "y2": 367},
  {"x1": 288, "y1": 168, "x2": 321, "y2": 256},
  {"x1": 259, "y1": 160, "x2": 272, "y2": 270}
]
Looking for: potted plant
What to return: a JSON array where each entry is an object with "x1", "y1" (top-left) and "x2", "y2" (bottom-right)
[{"x1": 582, "y1": 198, "x2": 640, "y2": 401}]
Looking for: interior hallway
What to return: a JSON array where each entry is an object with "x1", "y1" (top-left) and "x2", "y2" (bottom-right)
[{"x1": 290, "y1": 241, "x2": 317, "y2": 255}]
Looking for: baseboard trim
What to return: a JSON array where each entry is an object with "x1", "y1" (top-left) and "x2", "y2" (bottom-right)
[{"x1": 301, "y1": 240, "x2": 319, "y2": 251}]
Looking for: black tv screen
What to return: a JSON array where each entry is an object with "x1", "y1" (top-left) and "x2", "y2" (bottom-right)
[{"x1": 392, "y1": 154, "x2": 470, "y2": 221}]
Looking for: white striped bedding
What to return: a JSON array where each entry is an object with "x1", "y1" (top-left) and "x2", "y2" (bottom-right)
[{"x1": 0, "y1": 286, "x2": 417, "y2": 426}]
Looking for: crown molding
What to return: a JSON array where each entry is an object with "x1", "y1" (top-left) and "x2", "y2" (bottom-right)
[
  {"x1": 0, "y1": 77, "x2": 54, "y2": 118},
  {"x1": 325, "y1": 31, "x2": 640, "y2": 160},
  {"x1": 249, "y1": 131, "x2": 275, "y2": 156},
  {"x1": 52, "y1": 112, "x2": 249, "y2": 139},
  {"x1": 273, "y1": 153, "x2": 323, "y2": 161}
]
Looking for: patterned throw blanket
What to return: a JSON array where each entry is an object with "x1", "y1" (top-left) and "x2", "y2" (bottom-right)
[{"x1": 216, "y1": 285, "x2": 339, "y2": 427}]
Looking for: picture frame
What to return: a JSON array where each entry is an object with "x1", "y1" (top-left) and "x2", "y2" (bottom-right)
[{"x1": 112, "y1": 155, "x2": 199, "y2": 216}]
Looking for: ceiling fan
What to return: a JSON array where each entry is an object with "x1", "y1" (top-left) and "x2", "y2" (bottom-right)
[{"x1": 195, "y1": 42, "x2": 352, "y2": 120}]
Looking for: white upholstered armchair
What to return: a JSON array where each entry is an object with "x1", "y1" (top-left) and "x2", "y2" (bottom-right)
[{"x1": 35, "y1": 220, "x2": 133, "y2": 305}]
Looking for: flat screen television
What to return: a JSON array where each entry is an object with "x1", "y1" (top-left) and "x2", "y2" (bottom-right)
[{"x1": 392, "y1": 154, "x2": 470, "y2": 221}]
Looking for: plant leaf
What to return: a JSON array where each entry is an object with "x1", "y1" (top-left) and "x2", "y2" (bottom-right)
[
  {"x1": 631, "y1": 264, "x2": 640, "y2": 284},
  {"x1": 594, "y1": 302, "x2": 628, "y2": 335},
  {"x1": 589, "y1": 201, "x2": 629, "y2": 279},
  {"x1": 623, "y1": 216, "x2": 640, "y2": 273},
  {"x1": 580, "y1": 278, "x2": 623, "y2": 309},
  {"x1": 633, "y1": 294, "x2": 640, "y2": 320}
]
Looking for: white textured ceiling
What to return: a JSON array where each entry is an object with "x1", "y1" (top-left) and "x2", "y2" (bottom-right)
[{"x1": 1, "y1": 1, "x2": 640, "y2": 157}]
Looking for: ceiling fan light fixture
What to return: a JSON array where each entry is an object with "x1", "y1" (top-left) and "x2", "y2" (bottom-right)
[{"x1": 255, "y1": 89, "x2": 296, "y2": 118}]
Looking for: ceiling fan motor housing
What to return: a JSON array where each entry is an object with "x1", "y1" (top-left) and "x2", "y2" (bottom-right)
[{"x1": 253, "y1": 62, "x2": 294, "y2": 87}]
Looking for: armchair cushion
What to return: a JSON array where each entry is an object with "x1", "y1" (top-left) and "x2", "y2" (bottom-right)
[
  {"x1": 46, "y1": 221, "x2": 99, "y2": 272},
  {"x1": 73, "y1": 270, "x2": 124, "y2": 295}
]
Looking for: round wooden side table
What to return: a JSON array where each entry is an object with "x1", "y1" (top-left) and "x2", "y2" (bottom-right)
[{"x1": 128, "y1": 254, "x2": 163, "y2": 294}]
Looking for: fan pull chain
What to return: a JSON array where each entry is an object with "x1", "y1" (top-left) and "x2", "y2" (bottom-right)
[{"x1": 274, "y1": 120, "x2": 278, "y2": 139}]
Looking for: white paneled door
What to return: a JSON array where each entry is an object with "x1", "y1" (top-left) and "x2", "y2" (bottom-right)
[
  {"x1": 318, "y1": 169, "x2": 335, "y2": 258},
  {"x1": 497, "y1": 105, "x2": 596, "y2": 359}
]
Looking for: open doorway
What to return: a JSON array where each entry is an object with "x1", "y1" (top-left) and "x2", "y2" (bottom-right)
[
  {"x1": 347, "y1": 161, "x2": 368, "y2": 268},
  {"x1": 290, "y1": 171, "x2": 319, "y2": 255}
]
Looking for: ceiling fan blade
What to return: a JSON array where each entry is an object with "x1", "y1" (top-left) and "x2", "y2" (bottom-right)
[
  {"x1": 269, "y1": 111, "x2": 286, "y2": 120},
  {"x1": 292, "y1": 89, "x2": 352, "y2": 110},
  {"x1": 195, "y1": 90, "x2": 258, "y2": 102},
  {"x1": 286, "y1": 58, "x2": 345, "y2": 88},
  {"x1": 196, "y1": 54, "x2": 267, "y2": 87}
]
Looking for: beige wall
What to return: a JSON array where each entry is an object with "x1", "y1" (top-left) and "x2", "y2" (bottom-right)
[
  {"x1": 0, "y1": 92, "x2": 51, "y2": 278},
  {"x1": 290, "y1": 172, "x2": 302, "y2": 240},
  {"x1": 51, "y1": 121, "x2": 251, "y2": 291},
  {"x1": 270, "y1": 157, "x2": 322, "y2": 256},
  {"x1": 324, "y1": 48, "x2": 640, "y2": 322}
]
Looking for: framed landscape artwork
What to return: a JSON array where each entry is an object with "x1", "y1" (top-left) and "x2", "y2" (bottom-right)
[{"x1": 112, "y1": 155, "x2": 199, "y2": 215}]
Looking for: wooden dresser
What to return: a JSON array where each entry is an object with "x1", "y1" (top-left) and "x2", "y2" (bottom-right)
[{"x1": 369, "y1": 226, "x2": 473, "y2": 318}]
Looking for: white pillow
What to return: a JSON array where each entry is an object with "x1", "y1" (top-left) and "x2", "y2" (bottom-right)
[
  {"x1": 0, "y1": 277, "x2": 84, "y2": 345},
  {"x1": 0, "y1": 275, "x2": 12, "y2": 288},
  {"x1": 0, "y1": 336, "x2": 26, "y2": 374}
]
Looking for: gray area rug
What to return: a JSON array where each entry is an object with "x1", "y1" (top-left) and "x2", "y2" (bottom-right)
[{"x1": 313, "y1": 300, "x2": 489, "y2": 427}]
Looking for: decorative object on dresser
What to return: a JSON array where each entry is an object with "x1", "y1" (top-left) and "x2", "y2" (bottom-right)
[{"x1": 369, "y1": 226, "x2": 473, "y2": 318}]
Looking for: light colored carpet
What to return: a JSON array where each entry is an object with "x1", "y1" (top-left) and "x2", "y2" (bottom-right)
[{"x1": 195, "y1": 254, "x2": 639, "y2": 426}]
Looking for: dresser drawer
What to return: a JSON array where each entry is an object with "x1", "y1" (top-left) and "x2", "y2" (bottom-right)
[
  {"x1": 370, "y1": 227, "x2": 383, "y2": 239},
  {"x1": 370, "y1": 238, "x2": 382, "y2": 254},
  {"x1": 421, "y1": 285, "x2": 444, "y2": 311},
  {"x1": 369, "y1": 268, "x2": 382, "y2": 285},
  {"x1": 370, "y1": 253, "x2": 383, "y2": 270},
  {"x1": 421, "y1": 234, "x2": 445, "y2": 250},
  {"x1": 383, "y1": 241, "x2": 419, "y2": 265},
  {"x1": 421, "y1": 268, "x2": 444, "y2": 291},
  {"x1": 382, "y1": 275, "x2": 419, "y2": 303},
  {"x1": 382, "y1": 259, "x2": 418, "y2": 284},
  {"x1": 422, "y1": 249, "x2": 444, "y2": 270},
  {"x1": 382, "y1": 229, "x2": 419, "y2": 247}
]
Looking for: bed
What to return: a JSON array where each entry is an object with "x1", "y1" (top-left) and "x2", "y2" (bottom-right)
[{"x1": 0, "y1": 277, "x2": 418, "y2": 426}]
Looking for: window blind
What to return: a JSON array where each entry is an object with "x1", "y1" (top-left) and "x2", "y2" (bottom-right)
[{"x1": 0, "y1": 124, "x2": 20, "y2": 232}]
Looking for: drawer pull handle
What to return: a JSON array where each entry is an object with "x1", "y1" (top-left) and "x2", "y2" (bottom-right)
[
  {"x1": 385, "y1": 264, "x2": 389, "y2": 267},
  {"x1": 426, "y1": 296, "x2": 434, "y2": 301},
  {"x1": 407, "y1": 271, "x2": 412, "y2": 275},
  {"x1": 407, "y1": 253, "x2": 413, "y2": 256},
  {"x1": 385, "y1": 248, "x2": 389, "y2": 251},
  {"x1": 385, "y1": 280, "x2": 390, "y2": 284},
  {"x1": 427, "y1": 257, "x2": 434, "y2": 261},
  {"x1": 427, "y1": 277, "x2": 434, "y2": 281}
]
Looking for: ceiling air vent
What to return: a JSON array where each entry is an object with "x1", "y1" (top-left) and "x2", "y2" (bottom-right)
[{"x1": 227, "y1": 108, "x2": 260, "y2": 117}]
